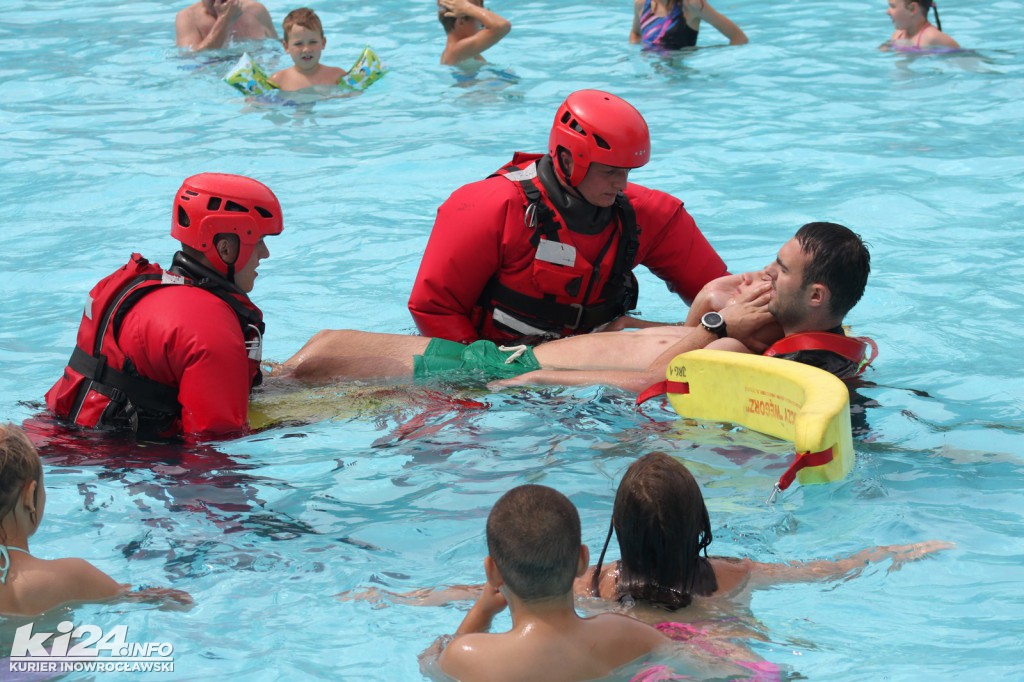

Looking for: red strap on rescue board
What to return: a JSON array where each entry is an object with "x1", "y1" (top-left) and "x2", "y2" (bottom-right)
[
  {"x1": 776, "y1": 447, "x2": 835, "y2": 492},
  {"x1": 635, "y1": 377, "x2": 837, "y2": 500},
  {"x1": 635, "y1": 380, "x2": 689, "y2": 406}
]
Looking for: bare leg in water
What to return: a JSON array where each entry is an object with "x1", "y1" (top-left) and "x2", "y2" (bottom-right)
[{"x1": 281, "y1": 330, "x2": 430, "y2": 382}]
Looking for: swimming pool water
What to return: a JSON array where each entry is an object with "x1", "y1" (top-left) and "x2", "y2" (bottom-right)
[{"x1": 1, "y1": 0, "x2": 1022, "y2": 679}]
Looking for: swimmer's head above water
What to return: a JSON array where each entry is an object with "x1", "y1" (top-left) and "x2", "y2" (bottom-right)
[{"x1": 595, "y1": 452, "x2": 718, "y2": 610}]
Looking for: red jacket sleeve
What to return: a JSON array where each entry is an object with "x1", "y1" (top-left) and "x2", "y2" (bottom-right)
[
  {"x1": 626, "y1": 184, "x2": 729, "y2": 304},
  {"x1": 119, "y1": 287, "x2": 251, "y2": 436},
  {"x1": 408, "y1": 178, "x2": 519, "y2": 343}
]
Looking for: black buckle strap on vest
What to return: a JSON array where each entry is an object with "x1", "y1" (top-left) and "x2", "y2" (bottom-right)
[
  {"x1": 601, "y1": 193, "x2": 640, "y2": 311},
  {"x1": 69, "y1": 346, "x2": 179, "y2": 415},
  {"x1": 519, "y1": 175, "x2": 561, "y2": 247},
  {"x1": 486, "y1": 281, "x2": 629, "y2": 331}
]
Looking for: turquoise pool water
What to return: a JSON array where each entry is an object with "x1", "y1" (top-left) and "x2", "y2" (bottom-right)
[{"x1": 1, "y1": 0, "x2": 1022, "y2": 679}]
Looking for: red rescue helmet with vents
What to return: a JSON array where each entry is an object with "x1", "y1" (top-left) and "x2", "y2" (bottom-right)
[
  {"x1": 548, "y1": 90, "x2": 651, "y2": 187},
  {"x1": 171, "y1": 173, "x2": 283, "y2": 278}
]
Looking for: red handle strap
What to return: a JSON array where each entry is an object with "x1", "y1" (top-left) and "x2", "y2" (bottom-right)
[
  {"x1": 635, "y1": 380, "x2": 690, "y2": 407},
  {"x1": 776, "y1": 446, "x2": 835, "y2": 491},
  {"x1": 854, "y1": 336, "x2": 879, "y2": 375}
]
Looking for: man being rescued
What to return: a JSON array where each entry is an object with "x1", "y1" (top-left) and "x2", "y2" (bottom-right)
[{"x1": 282, "y1": 222, "x2": 874, "y2": 392}]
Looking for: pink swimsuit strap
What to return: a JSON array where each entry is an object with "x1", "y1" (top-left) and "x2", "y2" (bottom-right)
[{"x1": 895, "y1": 22, "x2": 933, "y2": 48}]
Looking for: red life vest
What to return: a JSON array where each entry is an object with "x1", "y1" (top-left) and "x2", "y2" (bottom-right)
[
  {"x1": 45, "y1": 253, "x2": 265, "y2": 435},
  {"x1": 763, "y1": 331, "x2": 878, "y2": 378},
  {"x1": 478, "y1": 153, "x2": 641, "y2": 341}
]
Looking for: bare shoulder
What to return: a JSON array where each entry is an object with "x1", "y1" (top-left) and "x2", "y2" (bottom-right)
[
  {"x1": 592, "y1": 612, "x2": 668, "y2": 648},
  {"x1": 927, "y1": 31, "x2": 960, "y2": 49},
  {"x1": 175, "y1": 2, "x2": 201, "y2": 28},
  {"x1": 438, "y1": 632, "x2": 498, "y2": 679},
  {"x1": 176, "y1": 1, "x2": 201, "y2": 19},
  {"x1": 710, "y1": 556, "x2": 754, "y2": 594},
  {"x1": 323, "y1": 66, "x2": 349, "y2": 80},
  {"x1": 50, "y1": 557, "x2": 125, "y2": 598},
  {"x1": 4, "y1": 557, "x2": 123, "y2": 614},
  {"x1": 244, "y1": 0, "x2": 273, "y2": 19}
]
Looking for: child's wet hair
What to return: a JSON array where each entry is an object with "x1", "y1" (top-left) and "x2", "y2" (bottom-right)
[
  {"x1": 283, "y1": 7, "x2": 325, "y2": 42},
  {"x1": 0, "y1": 424, "x2": 42, "y2": 542},
  {"x1": 593, "y1": 452, "x2": 717, "y2": 610},
  {"x1": 486, "y1": 484, "x2": 581, "y2": 601},
  {"x1": 438, "y1": 0, "x2": 483, "y2": 33},
  {"x1": 903, "y1": 0, "x2": 943, "y2": 31}
]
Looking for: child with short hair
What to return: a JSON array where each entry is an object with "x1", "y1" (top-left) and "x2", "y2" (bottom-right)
[
  {"x1": 271, "y1": 8, "x2": 348, "y2": 91},
  {"x1": 434, "y1": 484, "x2": 668, "y2": 682},
  {"x1": 0, "y1": 424, "x2": 191, "y2": 615},
  {"x1": 881, "y1": 0, "x2": 959, "y2": 51},
  {"x1": 437, "y1": 0, "x2": 511, "y2": 66}
]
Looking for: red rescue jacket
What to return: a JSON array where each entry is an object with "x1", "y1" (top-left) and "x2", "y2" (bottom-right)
[
  {"x1": 409, "y1": 153, "x2": 727, "y2": 344},
  {"x1": 478, "y1": 154, "x2": 642, "y2": 341},
  {"x1": 45, "y1": 253, "x2": 265, "y2": 437}
]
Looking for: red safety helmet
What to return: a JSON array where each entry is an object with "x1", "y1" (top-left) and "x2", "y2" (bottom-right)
[
  {"x1": 171, "y1": 173, "x2": 283, "y2": 278},
  {"x1": 548, "y1": 90, "x2": 651, "y2": 187}
]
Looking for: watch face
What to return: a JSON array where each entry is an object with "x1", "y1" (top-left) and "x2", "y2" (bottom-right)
[{"x1": 703, "y1": 312, "x2": 723, "y2": 327}]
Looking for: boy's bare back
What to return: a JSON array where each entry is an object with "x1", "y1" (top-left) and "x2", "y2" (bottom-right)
[{"x1": 440, "y1": 611, "x2": 667, "y2": 682}]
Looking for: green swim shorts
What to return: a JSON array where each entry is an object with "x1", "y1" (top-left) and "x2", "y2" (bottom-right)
[{"x1": 413, "y1": 339, "x2": 541, "y2": 381}]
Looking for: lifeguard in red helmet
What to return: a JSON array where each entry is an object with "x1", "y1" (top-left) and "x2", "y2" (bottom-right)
[
  {"x1": 408, "y1": 89, "x2": 728, "y2": 345},
  {"x1": 45, "y1": 173, "x2": 283, "y2": 439}
]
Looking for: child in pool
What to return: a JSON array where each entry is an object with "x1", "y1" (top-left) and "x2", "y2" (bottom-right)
[
  {"x1": 428, "y1": 484, "x2": 669, "y2": 682},
  {"x1": 581, "y1": 452, "x2": 953, "y2": 610},
  {"x1": 359, "y1": 455, "x2": 952, "y2": 617},
  {"x1": 438, "y1": 0, "x2": 511, "y2": 66},
  {"x1": 0, "y1": 424, "x2": 192, "y2": 616},
  {"x1": 881, "y1": 0, "x2": 959, "y2": 51},
  {"x1": 630, "y1": 0, "x2": 747, "y2": 51},
  {"x1": 271, "y1": 8, "x2": 348, "y2": 91}
]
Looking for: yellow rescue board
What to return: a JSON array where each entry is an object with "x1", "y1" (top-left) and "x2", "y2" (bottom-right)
[{"x1": 663, "y1": 349, "x2": 854, "y2": 488}]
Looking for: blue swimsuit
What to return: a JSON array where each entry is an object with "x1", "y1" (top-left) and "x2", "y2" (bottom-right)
[
  {"x1": 638, "y1": 0, "x2": 699, "y2": 50},
  {"x1": 0, "y1": 545, "x2": 30, "y2": 584}
]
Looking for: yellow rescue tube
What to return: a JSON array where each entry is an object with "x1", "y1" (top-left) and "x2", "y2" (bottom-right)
[{"x1": 660, "y1": 349, "x2": 854, "y2": 489}]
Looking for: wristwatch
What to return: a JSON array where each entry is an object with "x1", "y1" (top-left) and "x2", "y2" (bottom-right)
[{"x1": 700, "y1": 311, "x2": 727, "y2": 338}]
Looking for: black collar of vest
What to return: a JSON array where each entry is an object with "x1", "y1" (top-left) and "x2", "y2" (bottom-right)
[
  {"x1": 170, "y1": 251, "x2": 244, "y2": 295},
  {"x1": 537, "y1": 155, "x2": 615, "y2": 236}
]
